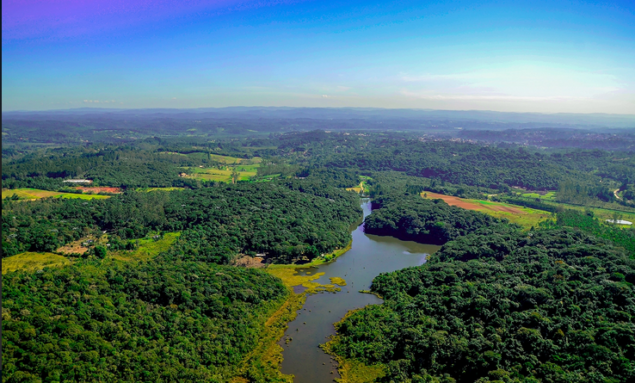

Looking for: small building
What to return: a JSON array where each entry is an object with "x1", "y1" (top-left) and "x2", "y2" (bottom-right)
[
  {"x1": 63, "y1": 179, "x2": 93, "y2": 183},
  {"x1": 606, "y1": 219, "x2": 633, "y2": 225}
]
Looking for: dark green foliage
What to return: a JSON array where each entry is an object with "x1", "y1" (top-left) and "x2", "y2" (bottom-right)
[
  {"x1": 324, "y1": 141, "x2": 580, "y2": 190},
  {"x1": 332, "y1": 229, "x2": 635, "y2": 382},
  {"x1": 557, "y1": 180, "x2": 616, "y2": 204},
  {"x1": 542, "y1": 209, "x2": 635, "y2": 257},
  {"x1": 162, "y1": 182, "x2": 361, "y2": 263},
  {"x1": 2, "y1": 191, "x2": 171, "y2": 257},
  {"x1": 2, "y1": 181, "x2": 361, "y2": 264},
  {"x1": 94, "y1": 245, "x2": 107, "y2": 259},
  {"x1": 2, "y1": 256, "x2": 288, "y2": 382},
  {"x1": 297, "y1": 167, "x2": 361, "y2": 188},
  {"x1": 364, "y1": 194, "x2": 511, "y2": 245},
  {"x1": 503, "y1": 197, "x2": 559, "y2": 213}
]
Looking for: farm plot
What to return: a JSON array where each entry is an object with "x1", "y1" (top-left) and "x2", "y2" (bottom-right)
[
  {"x1": 421, "y1": 192, "x2": 552, "y2": 229},
  {"x1": 182, "y1": 164, "x2": 259, "y2": 182}
]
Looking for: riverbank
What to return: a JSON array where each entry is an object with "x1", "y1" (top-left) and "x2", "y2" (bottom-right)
[
  {"x1": 266, "y1": 240, "x2": 353, "y2": 270},
  {"x1": 321, "y1": 309, "x2": 387, "y2": 383},
  {"x1": 231, "y1": 266, "x2": 348, "y2": 382},
  {"x1": 275, "y1": 199, "x2": 440, "y2": 382}
]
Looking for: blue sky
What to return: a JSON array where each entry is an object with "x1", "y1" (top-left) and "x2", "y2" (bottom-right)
[{"x1": 2, "y1": 0, "x2": 634, "y2": 113}]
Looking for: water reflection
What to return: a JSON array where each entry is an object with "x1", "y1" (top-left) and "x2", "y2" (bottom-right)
[{"x1": 278, "y1": 199, "x2": 440, "y2": 382}]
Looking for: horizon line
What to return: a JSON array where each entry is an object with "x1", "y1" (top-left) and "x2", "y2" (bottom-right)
[{"x1": 3, "y1": 106, "x2": 635, "y2": 118}]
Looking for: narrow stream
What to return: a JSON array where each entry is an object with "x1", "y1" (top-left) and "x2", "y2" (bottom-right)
[{"x1": 279, "y1": 199, "x2": 441, "y2": 382}]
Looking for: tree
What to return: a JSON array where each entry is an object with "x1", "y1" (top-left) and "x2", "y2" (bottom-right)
[{"x1": 94, "y1": 245, "x2": 107, "y2": 259}]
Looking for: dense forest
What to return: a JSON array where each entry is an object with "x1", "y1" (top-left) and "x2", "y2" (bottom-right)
[
  {"x1": 2, "y1": 181, "x2": 361, "y2": 263},
  {"x1": 2, "y1": 255, "x2": 287, "y2": 382},
  {"x1": 364, "y1": 194, "x2": 512, "y2": 245},
  {"x1": 3, "y1": 116, "x2": 635, "y2": 382},
  {"x1": 331, "y1": 228, "x2": 635, "y2": 382},
  {"x1": 542, "y1": 209, "x2": 635, "y2": 256}
]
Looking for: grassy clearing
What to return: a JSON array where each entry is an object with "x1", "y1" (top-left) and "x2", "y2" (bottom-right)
[
  {"x1": 473, "y1": 208, "x2": 552, "y2": 230},
  {"x1": 3, "y1": 252, "x2": 71, "y2": 274},
  {"x1": 2, "y1": 188, "x2": 110, "y2": 200},
  {"x1": 111, "y1": 232, "x2": 181, "y2": 262},
  {"x1": 346, "y1": 181, "x2": 368, "y2": 194},
  {"x1": 519, "y1": 191, "x2": 557, "y2": 200},
  {"x1": 183, "y1": 164, "x2": 260, "y2": 182},
  {"x1": 347, "y1": 177, "x2": 372, "y2": 194},
  {"x1": 137, "y1": 187, "x2": 185, "y2": 192}
]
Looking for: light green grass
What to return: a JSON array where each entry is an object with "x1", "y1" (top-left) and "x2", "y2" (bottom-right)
[
  {"x1": 468, "y1": 199, "x2": 552, "y2": 229},
  {"x1": 474, "y1": 207, "x2": 552, "y2": 229},
  {"x1": 520, "y1": 191, "x2": 557, "y2": 200},
  {"x1": 3, "y1": 252, "x2": 71, "y2": 274},
  {"x1": 137, "y1": 187, "x2": 185, "y2": 192},
  {"x1": 2, "y1": 188, "x2": 110, "y2": 200},
  {"x1": 184, "y1": 164, "x2": 259, "y2": 182},
  {"x1": 111, "y1": 232, "x2": 180, "y2": 262}
]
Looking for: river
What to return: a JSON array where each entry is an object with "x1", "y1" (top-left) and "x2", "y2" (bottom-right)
[{"x1": 278, "y1": 199, "x2": 440, "y2": 382}]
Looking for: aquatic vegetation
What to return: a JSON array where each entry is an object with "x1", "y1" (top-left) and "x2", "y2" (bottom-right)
[{"x1": 329, "y1": 277, "x2": 347, "y2": 286}]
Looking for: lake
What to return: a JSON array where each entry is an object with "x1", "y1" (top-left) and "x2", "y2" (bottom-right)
[{"x1": 279, "y1": 199, "x2": 440, "y2": 382}]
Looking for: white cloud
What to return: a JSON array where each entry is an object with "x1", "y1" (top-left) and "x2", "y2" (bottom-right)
[{"x1": 322, "y1": 95, "x2": 328, "y2": 98}]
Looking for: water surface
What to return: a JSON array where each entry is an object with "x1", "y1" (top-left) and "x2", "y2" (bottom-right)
[{"x1": 279, "y1": 199, "x2": 440, "y2": 382}]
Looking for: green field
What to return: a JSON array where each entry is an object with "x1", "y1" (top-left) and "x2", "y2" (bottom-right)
[
  {"x1": 111, "y1": 232, "x2": 181, "y2": 262},
  {"x1": 2, "y1": 188, "x2": 111, "y2": 200},
  {"x1": 518, "y1": 191, "x2": 557, "y2": 200},
  {"x1": 137, "y1": 187, "x2": 185, "y2": 192},
  {"x1": 3, "y1": 252, "x2": 71, "y2": 274},
  {"x1": 183, "y1": 163, "x2": 260, "y2": 182}
]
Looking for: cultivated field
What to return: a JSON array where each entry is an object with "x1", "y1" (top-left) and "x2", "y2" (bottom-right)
[
  {"x1": 2, "y1": 188, "x2": 111, "y2": 200},
  {"x1": 421, "y1": 192, "x2": 552, "y2": 229},
  {"x1": 74, "y1": 186, "x2": 122, "y2": 193}
]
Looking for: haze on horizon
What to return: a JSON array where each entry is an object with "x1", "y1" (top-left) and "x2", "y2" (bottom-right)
[{"x1": 2, "y1": 0, "x2": 634, "y2": 114}]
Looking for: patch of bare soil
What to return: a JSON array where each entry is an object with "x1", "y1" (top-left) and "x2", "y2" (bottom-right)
[
  {"x1": 74, "y1": 187, "x2": 122, "y2": 193},
  {"x1": 423, "y1": 192, "x2": 524, "y2": 214},
  {"x1": 423, "y1": 192, "x2": 483, "y2": 210},
  {"x1": 57, "y1": 241, "x2": 89, "y2": 255},
  {"x1": 233, "y1": 255, "x2": 265, "y2": 268}
]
